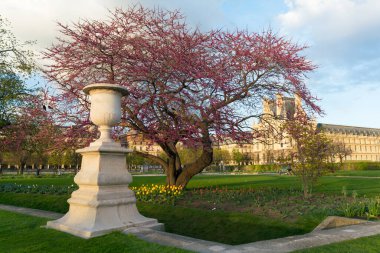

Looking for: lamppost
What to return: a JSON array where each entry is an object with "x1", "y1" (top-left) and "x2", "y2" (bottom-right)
[{"x1": 47, "y1": 83, "x2": 163, "y2": 238}]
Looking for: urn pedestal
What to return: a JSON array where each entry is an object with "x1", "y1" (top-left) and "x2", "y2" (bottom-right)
[{"x1": 46, "y1": 83, "x2": 163, "y2": 238}]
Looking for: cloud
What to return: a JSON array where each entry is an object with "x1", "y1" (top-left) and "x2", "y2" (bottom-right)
[
  {"x1": 278, "y1": 0, "x2": 380, "y2": 66},
  {"x1": 277, "y1": 0, "x2": 380, "y2": 93},
  {"x1": 0, "y1": 0, "x2": 229, "y2": 50},
  {"x1": 1, "y1": 0, "x2": 379, "y2": 126},
  {"x1": 279, "y1": 0, "x2": 380, "y2": 42},
  {"x1": 277, "y1": 0, "x2": 380, "y2": 127},
  {"x1": 0, "y1": 0, "x2": 232, "y2": 69},
  {"x1": 315, "y1": 83, "x2": 380, "y2": 128}
]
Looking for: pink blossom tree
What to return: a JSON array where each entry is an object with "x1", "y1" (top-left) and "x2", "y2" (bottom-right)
[
  {"x1": 0, "y1": 93, "x2": 59, "y2": 174},
  {"x1": 44, "y1": 6, "x2": 320, "y2": 187}
]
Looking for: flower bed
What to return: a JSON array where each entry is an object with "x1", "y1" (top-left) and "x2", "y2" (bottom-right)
[{"x1": 130, "y1": 184, "x2": 183, "y2": 204}]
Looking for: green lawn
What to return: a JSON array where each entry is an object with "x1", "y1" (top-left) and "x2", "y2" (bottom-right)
[
  {"x1": 333, "y1": 170, "x2": 380, "y2": 177},
  {"x1": 295, "y1": 234, "x2": 380, "y2": 253},
  {"x1": 2, "y1": 173, "x2": 380, "y2": 196},
  {"x1": 0, "y1": 209, "x2": 188, "y2": 253},
  {"x1": 2, "y1": 172, "x2": 380, "y2": 251},
  {"x1": 0, "y1": 192, "x2": 316, "y2": 245},
  {"x1": 2, "y1": 207, "x2": 380, "y2": 253}
]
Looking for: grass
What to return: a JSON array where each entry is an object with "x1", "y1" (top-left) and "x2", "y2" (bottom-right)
[
  {"x1": 3, "y1": 173, "x2": 380, "y2": 196},
  {"x1": 0, "y1": 209, "x2": 189, "y2": 253},
  {"x1": 140, "y1": 203, "x2": 314, "y2": 245},
  {"x1": 2, "y1": 207, "x2": 380, "y2": 253},
  {"x1": 295, "y1": 234, "x2": 380, "y2": 253},
  {"x1": 0, "y1": 192, "x2": 69, "y2": 213},
  {"x1": 0, "y1": 192, "x2": 315, "y2": 245},
  {"x1": 2, "y1": 172, "x2": 380, "y2": 249},
  {"x1": 333, "y1": 170, "x2": 380, "y2": 177}
]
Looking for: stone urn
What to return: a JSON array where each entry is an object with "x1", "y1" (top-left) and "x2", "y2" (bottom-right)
[
  {"x1": 85, "y1": 83, "x2": 128, "y2": 146},
  {"x1": 46, "y1": 83, "x2": 163, "y2": 238}
]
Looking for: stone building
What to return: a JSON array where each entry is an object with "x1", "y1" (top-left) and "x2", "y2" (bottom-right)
[
  {"x1": 125, "y1": 95, "x2": 380, "y2": 165},
  {"x1": 217, "y1": 95, "x2": 380, "y2": 164},
  {"x1": 122, "y1": 130, "x2": 162, "y2": 157},
  {"x1": 317, "y1": 124, "x2": 380, "y2": 162}
]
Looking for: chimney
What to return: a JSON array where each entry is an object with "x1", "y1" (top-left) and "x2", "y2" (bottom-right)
[
  {"x1": 262, "y1": 98, "x2": 272, "y2": 115},
  {"x1": 276, "y1": 94, "x2": 283, "y2": 117},
  {"x1": 294, "y1": 93, "x2": 303, "y2": 116}
]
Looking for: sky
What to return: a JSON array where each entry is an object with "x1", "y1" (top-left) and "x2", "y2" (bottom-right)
[{"x1": 1, "y1": 0, "x2": 379, "y2": 128}]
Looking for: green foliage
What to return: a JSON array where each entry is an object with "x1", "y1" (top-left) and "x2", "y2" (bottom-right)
[
  {"x1": 0, "y1": 71, "x2": 25, "y2": 127},
  {"x1": 338, "y1": 196, "x2": 380, "y2": 219},
  {"x1": 47, "y1": 151, "x2": 62, "y2": 166},
  {"x1": 61, "y1": 150, "x2": 80, "y2": 166},
  {"x1": 342, "y1": 162, "x2": 380, "y2": 171},
  {"x1": 0, "y1": 16, "x2": 35, "y2": 127},
  {"x1": 178, "y1": 147, "x2": 202, "y2": 165},
  {"x1": 340, "y1": 201, "x2": 367, "y2": 218},
  {"x1": 232, "y1": 149, "x2": 247, "y2": 165},
  {"x1": 0, "y1": 183, "x2": 77, "y2": 195},
  {"x1": 280, "y1": 117, "x2": 344, "y2": 197},
  {"x1": 242, "y1": 164, "x2": 280, "y2": 172},
  {"x1": 367, "y1": 197, "x2": 380, "y2": 218},
  {"x1": 212, "y1": 148, "x2": 231, "y2": 165}
]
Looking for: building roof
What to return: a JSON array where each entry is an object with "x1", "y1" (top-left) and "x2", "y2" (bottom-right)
[{"x1": 317, "y1": 123, "x2": 380, "y2": 136}]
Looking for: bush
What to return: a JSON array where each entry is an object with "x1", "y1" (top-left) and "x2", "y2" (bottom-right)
[
  {"x1": 338, "y1": 196, "x2": 380, "y2": 219},
  {"x1": 342, "y1": 162, "x2": 380, "y2": 171},
  {"x1": 0, "y1": 183, "x2": 77, "y2": 195},
  {"x1": 242, "y1": 164, "x2": 279, "y2": 173}
]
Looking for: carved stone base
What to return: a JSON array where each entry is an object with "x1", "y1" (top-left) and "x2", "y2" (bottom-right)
[{"x1": 46, "y1": 143, "x2": 163, "y2": 238}]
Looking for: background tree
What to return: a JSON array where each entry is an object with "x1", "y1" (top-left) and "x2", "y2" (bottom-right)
[
  {"x1": 0, "y1": 94, "x2": 58, "y2": 174},
  {"x1": 213, "y1": 148, "x2": 231, "y2": 167},
  {"x1": 280, "y1": 115, "x2": 342, "y2": 197},
  {"x1": 0, "y1": 15, "x2": 35, "y2": 128},
  {"x1": 62, "y1": 149, "x2": 81, "y2": 169},
  {"x1": 178, "y1": 148, "x2": 202, "y2": 166},
  {"x1": 328, "y1": 141, "x2": 352, "y2": 165},
  {"x1": 126, "y1": 152, "x2": 162, "y2": 171},
  {"x1": 44, "y1": 6, "x2": 319, "y2": 187},
  {"x1": 232, "y1": 149, "x2": 244, "y2": 166}
]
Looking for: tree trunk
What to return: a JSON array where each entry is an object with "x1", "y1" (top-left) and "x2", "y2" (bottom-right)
[
  {"x1": 174, "y1": 127, "x2": 214, "y2": 188},
  {"x1": 19, "y1": 163, "x2": 25, "y2": 175},
  {"x1": 36, "y1": 165, "x2": 41, "y2": 176},
  {"x1": 165, "y1": 156, "x2": 178, "y2": 185},
  {"x1": 302, "y1": 175, "x2": 310, "y2": 198},
  {"x1": 134, "y1": 125, "x2": 214, "y2": 188}
]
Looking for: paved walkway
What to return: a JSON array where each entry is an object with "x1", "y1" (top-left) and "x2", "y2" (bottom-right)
[
  {"x1": 0, "y1": 204, "x2": 62, "y2": 219},
  {"x1": 1, "y1": 204, "x2": 380, "y2": 253}
]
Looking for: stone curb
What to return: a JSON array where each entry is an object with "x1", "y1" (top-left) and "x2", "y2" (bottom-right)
[
  {"x1": 1, "y1": 204, "x2": 380, "y2": 253},
  {"x1": 0, "y1": 204, "x2": 62, "y2": 219}
]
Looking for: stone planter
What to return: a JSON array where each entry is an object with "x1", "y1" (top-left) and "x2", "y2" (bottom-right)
[{"x1": 46, "y1": 83, "x2": 163, "y2": 238}]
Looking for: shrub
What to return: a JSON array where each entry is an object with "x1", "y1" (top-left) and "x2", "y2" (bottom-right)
[
  {"x1": 367, "y1": 198, "x2": 380, "y2": 218},
  {"x1": 342, "y1": 162, "x2": 380, "y2": 171},
  {"x1": 0, "y1": 183, "x2": 77, "y2": 195},
  {"x1": 338, "y1": 197, "x2": 380, "y2": 219},
  {"x1": 242, "y1": 164, "x2": 279, "y2": 173}
]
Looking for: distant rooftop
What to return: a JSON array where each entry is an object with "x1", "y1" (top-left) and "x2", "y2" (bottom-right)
[{"x1": 317, "y1": 123, "x2": 380, "y2": 136}]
